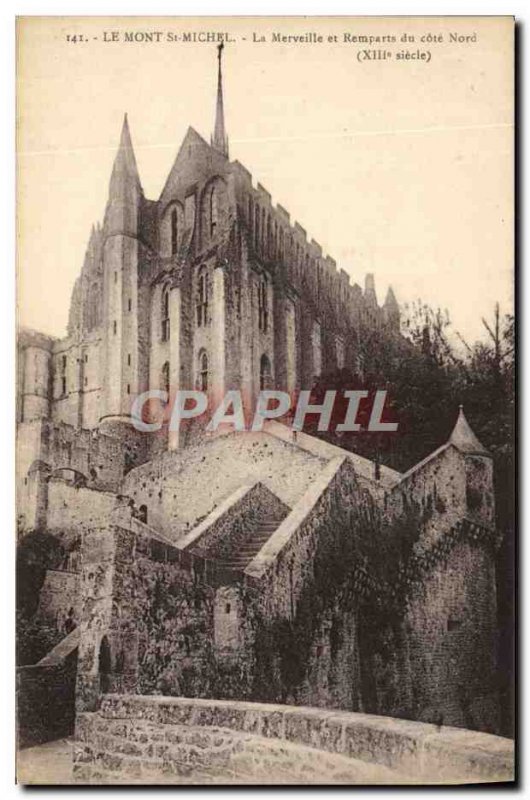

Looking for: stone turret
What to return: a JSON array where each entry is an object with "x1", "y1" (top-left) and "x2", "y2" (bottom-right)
[
  {"x1": 364, "y1": 273, "x2": 378, "y2": 307},
  {"x1": 100, "y1": 115, "x2": 144, "y2": 428},
  {"x1": 104, "y1": 114, "x2": 143, "y2": 237},
  {"x1": 450, "y1": 406, "x2": 495, "y2": 528},
  {"x1": 383, "y1": 285, "x2": 400, "y2": 333},
  {"x1": 17, "y1": 329, "x2": 55, "y2": 422}
]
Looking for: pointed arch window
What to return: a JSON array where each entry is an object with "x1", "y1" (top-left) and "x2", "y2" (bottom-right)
[
  {"x1": 170, "y1": 208, "x2": 178, "y2": 255},
  {"x1": 260, "y1": 354, "x2": 272, "y2": 391},
  {"x1": 248, "y1": 196, "x2": 253, "y2": 235},
  {"x1": 161, "y1": 361, "x2": 170, "y2": 395},
  {"x1": 196, "y1": 267, "x2": 209, "y2": 327},
  {"x1": 209, "y1": 185, "x2": 218, "y2": 238},
  {"x1": 198, "y1": 350, "x2": 209, "y2": 392},
  {"x1": 161, "y1": 287, "x2": 170, "y2": 341},
  {"x1": 261, "y1": 208, "x2": 266, "y2": 252},
  {"x1": 254, "y1": 205, "x2": 260, "y2": 249},
  {"x1": 258, "y1": 276, "x2": 269, "y2": 333}
]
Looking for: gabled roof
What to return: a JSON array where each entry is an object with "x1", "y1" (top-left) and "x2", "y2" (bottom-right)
[{"x1": 158, "y1": 126, "x2": 226, "y2": 207}]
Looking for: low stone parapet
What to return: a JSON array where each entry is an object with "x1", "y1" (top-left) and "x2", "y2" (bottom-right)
[{"x1": 73, "y1": 695, "x2": 514, "y2": 784}]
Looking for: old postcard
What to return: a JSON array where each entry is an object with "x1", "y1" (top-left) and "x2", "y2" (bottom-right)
[{"x1": 16, "y1": 16, "x2": 515, "y2": 785}]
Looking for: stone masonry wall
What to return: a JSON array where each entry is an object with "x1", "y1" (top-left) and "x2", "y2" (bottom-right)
[
  {"x1": 181, "y1": 482, "x2": 289, "y2": 560},
  {"x1": 404, "y1": 540, "x2": 499, "y2": 732},
  {"x1": 17, "y1": 649, "x2": 78, "y2": 749},
  {"x1": 76, "y1": 522, "x2": 261, "y2": 709},
  {"x1": 121, "y1": 431, "x2": 326, "y2": 541},
  {"x1": 73, "y1": 694, "x2": 514, "y2": 785},
  {"x1": 244, "y1": 457, "x2": 368, "y2": 709},
  {"x1": 46, "y1": 480, "x2": 118, "y2": 535},
  {"x1": 36, "y1": 569, "x2": 80, "y2": 632}
]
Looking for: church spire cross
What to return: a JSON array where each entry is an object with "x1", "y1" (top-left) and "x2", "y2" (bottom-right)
[{"x1": 212, "y1": 43, "x2": 229, "y2": 158}]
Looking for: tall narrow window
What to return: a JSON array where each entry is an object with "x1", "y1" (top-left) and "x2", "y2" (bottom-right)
[
  {"x1": 98, "y1": 636, "x2": 112, "y2": 695},
  {"x1": 258, "y1": 277, "x2": 268, "y2": 333},
  {"x1": 161, "y1": 361, "x2": 170, "y2": 395},
  {"x1": 248, "y1": 196, "x2": 253, "y2": 235},
  {"x1": 210, "y1": 186, "x2": 218, "y2": 238},
  {"x1": 196, "y1": 267, "x2": 208, "y2": 327},
  {"x1": 198, "y1": 350, "x2": 208, "y2": 392},
  {"x1": 171, "y1": 208, "x2": 178, "y2": 255},
  {"x1": 113, "y1": 320, "x2": 117, "y2": 335},
  {"x1": 60, "y1": 351, "x2": 67, "y2": 397},
  {"x1": 260, "y1": 354, "x2": 272, "y2": 391},
  {"x1": 261, "y1": 208, "x2": 266, "y2": 252},
  {"x1": 161, "y1": 287, "x2": 170, "y2": 341},
  {"x1": 254, "y1": 205, "x2": 260, "y2": 249}
]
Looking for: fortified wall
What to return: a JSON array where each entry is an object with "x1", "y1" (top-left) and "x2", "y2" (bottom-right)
[{"x1": 64, "y1": 409, "x2": 501, "y2": 737}]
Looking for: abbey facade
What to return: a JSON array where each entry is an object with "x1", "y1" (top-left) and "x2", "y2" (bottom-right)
[{"x1": 17, "y1": 52, "x2": 399, "y2": 446}]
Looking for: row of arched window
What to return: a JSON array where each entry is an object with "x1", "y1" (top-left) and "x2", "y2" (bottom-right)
[
  {"x1": 160, "y1": 269, "x2": 271, "y2": 343},
  {"x1": 158, "y1": 351, "x2": 271, "y2": 395},
  {"x1": 159, "y1": 351, "x2": 208, "y2": 395},
  {"x1": 245, "y1": 195, "x2": 346, "y2": 309},
  {"x1": 160, "y1": 267, "x2": 211, "y2": 343},
  {"x1": 163, "y1": 178, "x2": 224, "y2": 258}
]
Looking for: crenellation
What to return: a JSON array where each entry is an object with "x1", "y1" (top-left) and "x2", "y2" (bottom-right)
[
  {"x1": 276, "y1": 204, "x2": 290, "y2": 224},
  {"x1": 256, "y1": 182, "x2": 272, "y2": 205}
]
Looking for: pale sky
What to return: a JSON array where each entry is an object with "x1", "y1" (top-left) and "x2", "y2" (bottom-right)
[{"x1": 17, "y1": 16, "x2": 513, "y2": 345}]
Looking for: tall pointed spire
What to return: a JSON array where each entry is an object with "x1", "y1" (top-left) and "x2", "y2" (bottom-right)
[
  {"x1": 110, "y1": 113, "x2": 141, "y2": 190},
  {"x1": 384, "y1": 286, "x2": 398, "y2": 309},
  {"x1": 212, "y1": 43, "x2": 229, "y2": 158},
  {"x1": 105, "y1": 113, "x2": 142, "y2": 236}
]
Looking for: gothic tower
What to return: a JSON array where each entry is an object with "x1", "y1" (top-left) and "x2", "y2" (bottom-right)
[{"x1": 100, "y1": 115, "x2": 143, "y2": 428}]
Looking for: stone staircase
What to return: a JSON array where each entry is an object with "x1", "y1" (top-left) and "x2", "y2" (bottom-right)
[{"x1": 218, "y1": 516, "x2": 285, "y2": 572}]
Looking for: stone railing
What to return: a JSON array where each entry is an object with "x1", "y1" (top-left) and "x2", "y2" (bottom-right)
[
  {"x1": 264, "y1": 420, "x2": 401, "y2": 490},
  {"x1": 73, "y1": 694, "x2": 514, "y2": 785}
]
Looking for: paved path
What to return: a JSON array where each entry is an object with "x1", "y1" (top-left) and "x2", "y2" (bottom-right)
[
  {"x1": 17, "y1": 738, "x2": 74, "y2": 785},
  {"x1": 17, "y1": 737, "x2": 410, "y2": 785}
]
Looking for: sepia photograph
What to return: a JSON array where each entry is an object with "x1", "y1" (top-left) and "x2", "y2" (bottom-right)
[{"x1": 15, "y1": 15, "x2": 515, "y2": 785}]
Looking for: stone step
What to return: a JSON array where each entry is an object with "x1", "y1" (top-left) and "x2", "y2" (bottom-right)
[{"x1": 215, "y1": 515, "x2": 286, "y2": 571}]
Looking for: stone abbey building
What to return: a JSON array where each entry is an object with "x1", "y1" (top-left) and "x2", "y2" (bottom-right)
[
  {"x1": 16, "y1": 48, "x2": 503, "y2": 764},
  {"x1": 16, "y1": 45, "x2": 399, "y2": 446}
]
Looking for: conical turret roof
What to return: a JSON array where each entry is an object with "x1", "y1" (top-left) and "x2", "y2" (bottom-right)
[
  {"x1": 384, "y1": 286, "x2": 398, "y2": 308},
  {"x1": 109, "y1": 113, "x2": 142, "y2": 192},
  {"x1": 449, "y1": 406, "x2": 490, "y2": 456}
]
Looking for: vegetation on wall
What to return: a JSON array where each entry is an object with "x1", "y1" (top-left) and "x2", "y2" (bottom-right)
[
  {"x1": 16, "y1": 530, "x2": 66, "y2": 665},
  {"x1": 308, "y1": 302, "x2": 514, "y2": 736}
]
